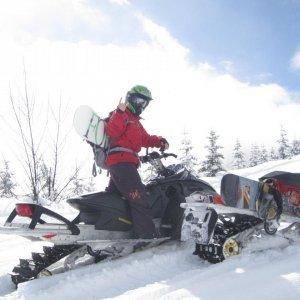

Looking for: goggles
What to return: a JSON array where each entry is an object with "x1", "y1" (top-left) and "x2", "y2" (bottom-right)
[
  {"x1": 132, "y1": 97, "x2": 149, "y2": 109},
  {"x1": 264, "y1": 179, "x2": 274, "y2": 185}
]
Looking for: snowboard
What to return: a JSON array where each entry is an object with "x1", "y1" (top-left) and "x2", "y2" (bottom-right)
[
  {"x1": 221, "y1": 173, "x2": 262, "y2": 211},
  {"x1": 221, "y1": 173, "x2": 283, "y2": 223},
  {"x1": 73, "y1": 105, "x2": 109, "y2": 147}
]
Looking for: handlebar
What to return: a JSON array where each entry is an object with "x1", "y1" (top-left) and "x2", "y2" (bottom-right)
[{"x1": 140, "y1": 151, "x2": 177, "y2": 163}]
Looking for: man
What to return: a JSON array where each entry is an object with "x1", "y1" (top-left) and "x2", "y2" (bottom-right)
[{"x1": 105, "y1": 85, "x2": 169, "y2": 239}]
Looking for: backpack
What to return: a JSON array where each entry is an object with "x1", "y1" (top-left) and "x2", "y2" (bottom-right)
[
  {"x1": 90, "y1": 118, "x2": 110, "y2": 176},
  {"x1": 91, "y1": 116, "x2": 137, "y2": 176}
]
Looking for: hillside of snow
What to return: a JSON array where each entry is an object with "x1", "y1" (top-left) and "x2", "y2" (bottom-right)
[{"x1": 0, "y1": 155, "x2": 299, "y2": 299}]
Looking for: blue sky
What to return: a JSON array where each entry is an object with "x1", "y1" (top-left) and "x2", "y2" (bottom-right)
[
  {"x1": 87, "y1": 0, "x2": 300, "y2": 94},
  {"x1": 130, "y1": 0, "x2": 300, "y2": 93}
]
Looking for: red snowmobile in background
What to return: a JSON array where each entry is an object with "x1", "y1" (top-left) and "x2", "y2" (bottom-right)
[{"x1": 260, "y1": 171, "x2": 300, "y2": 217}]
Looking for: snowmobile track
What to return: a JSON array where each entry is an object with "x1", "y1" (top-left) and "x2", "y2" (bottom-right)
[{"x1": 11, "y1": 244, "x2": 81, "y2": 286}]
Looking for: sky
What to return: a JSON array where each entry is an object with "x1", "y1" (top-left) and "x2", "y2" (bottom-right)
[
  {"x1": 0, "y1": 0, "x2": 299, "y2": 181},
  {"x1": 130, "y1": 0, "x2": 300, "y2": 92}
]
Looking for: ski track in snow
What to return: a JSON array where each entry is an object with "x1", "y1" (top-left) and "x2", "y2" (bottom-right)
[
  {"x1": 1, "y1": 238, "x2": 300, "y2": 300},
  {"x1": 0, "y1": 155, "x2": 299, "y2": 299}
]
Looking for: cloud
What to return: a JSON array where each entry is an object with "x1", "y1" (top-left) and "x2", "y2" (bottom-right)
[
  {"x1": 109, "y1": 0, "x2": 130, "y2": 5},
  {"x1": 220, "y1": 60, "x2": 234, "y2": 73},
  {"x1": 0, "y1": 1, "x2": 299, "y2": 169},
  {"x1": 0, "y1": 0, "x2": 107, "y2": 42},
  {"x1": 257, "y1": 72, "x2": 273, "y2": 81},
  {"x1": 290, "y1": 51, "x2": 300, "y2": 70}
]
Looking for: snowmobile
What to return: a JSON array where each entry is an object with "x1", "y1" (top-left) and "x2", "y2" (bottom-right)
[
  {"x1": 182, "y1": 173, "x2": 300, "y2": 264},
  {"x1": 0, "y1": 151, "x2": 218, "y2": 287},
  {"x1": 260, "y1": 171, "x2": 300, "y2": 218}
]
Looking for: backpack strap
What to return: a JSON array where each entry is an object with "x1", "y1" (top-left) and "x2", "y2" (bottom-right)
[{"x1": 108, "y1": 146, "x2": 138, "y2": 156}]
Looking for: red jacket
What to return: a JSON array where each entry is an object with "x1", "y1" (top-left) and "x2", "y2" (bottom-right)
[{"x1": 105, "y1": 109, "x2": 162, "y2": 167}]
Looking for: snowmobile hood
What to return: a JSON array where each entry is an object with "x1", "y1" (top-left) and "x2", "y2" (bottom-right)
[{"x1": 260, "y1": 171, "x2": 300, "y2": 186}]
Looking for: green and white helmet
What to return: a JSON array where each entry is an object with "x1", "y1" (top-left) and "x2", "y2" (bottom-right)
[
  {"x1": 127, "y1": 85, "x2": 153, "y2": 100},
  {"x1": 126, "y1": 85, "x2": 153, "y2": 115}
]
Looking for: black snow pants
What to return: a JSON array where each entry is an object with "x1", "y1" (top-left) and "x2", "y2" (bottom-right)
[{"x1": 106, "y1": 162, "x2": 156, "y2": 239}]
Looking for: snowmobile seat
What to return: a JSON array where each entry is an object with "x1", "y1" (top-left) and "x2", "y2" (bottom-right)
[
  {"x1": 67, "y1": 191, "x2": 128, "y2": 214},
  {"x1": 68, "y1": 192, "x2": 133, "y2": 230}
]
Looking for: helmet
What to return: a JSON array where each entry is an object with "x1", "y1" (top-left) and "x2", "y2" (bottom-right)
[
  {"x1": 128, "y1": 85, "x2": 153, "y2": 100},
  {"x1": 126, "y1": 85, "x2": 153, "y2": 115}
]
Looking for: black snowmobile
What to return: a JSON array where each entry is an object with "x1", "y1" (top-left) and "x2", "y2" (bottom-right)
[{"x1": 0, "y1": 151, "x2": 217, "y2": 286}]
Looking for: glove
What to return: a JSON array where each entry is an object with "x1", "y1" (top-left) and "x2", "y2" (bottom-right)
[
  {"x1": 159, "y1": 138, "x2": 169, "y2": 151},
  {"x1": 117, "y1": 98, "x2": 127, "y2": 112}
]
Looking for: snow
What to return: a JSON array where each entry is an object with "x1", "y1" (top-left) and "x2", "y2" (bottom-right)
[{"x1": 0, "y1": 155, "x2": 299, "y2": 299}]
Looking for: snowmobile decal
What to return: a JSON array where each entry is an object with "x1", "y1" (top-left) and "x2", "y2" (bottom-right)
[{"x1": 118, "y1": 217, "x2": 132, "y2": 225}]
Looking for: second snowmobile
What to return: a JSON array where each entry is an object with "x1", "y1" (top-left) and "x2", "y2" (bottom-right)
[{"x1": 0, "y1": 151, "x2": 218, "y2": 286}]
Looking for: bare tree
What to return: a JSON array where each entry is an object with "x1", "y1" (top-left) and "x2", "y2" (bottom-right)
[
  {"x1": 8, "y1": 70, "x2": 76, "y2": 203},
  {"x1": 9, "y1": 71, "x2": 41, "y2": 202}
]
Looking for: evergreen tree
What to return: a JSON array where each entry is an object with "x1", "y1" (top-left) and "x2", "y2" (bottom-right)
[
  {"x1": 277, "y1": 126, "x2": 290, "y2": 159},
  {"x1": 201, "y1": 130, "x2": 225, "y2": 176},
  {"x1": 249, "y1": 144, "x2": 261, "y2": 167},
  {"x1": 179, "y1": 130, "x2": 198, "y2": 172},
  {"x1": 84, "y1": 177, "x2": 96, "y2": 193},
  {"x1": 259, "y1": 145, "x2": 269, "y2": 163},
  {"x1": 269, "y1": 147, "x2": 278, "y2": 161},
  {"x1": 0, "y1": 160, "x2": 17, "y2": 197},
  {"x1": 290, "y1": 139, "x2": 300, "y2": 157},
  {"x1": 70, "y1": 167, "x2": 85, "y2": 196},
  {"x1": 232, "y1": 139, "x2": 246, "y2": 169}
]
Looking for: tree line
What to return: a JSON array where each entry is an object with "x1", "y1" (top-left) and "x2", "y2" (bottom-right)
[
  {"x1": 1, "y1": 125, "x2": 299, "y2": 198},
  {"x1": 178, "y1": 127, "x2": 300, "y2": 177}
]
